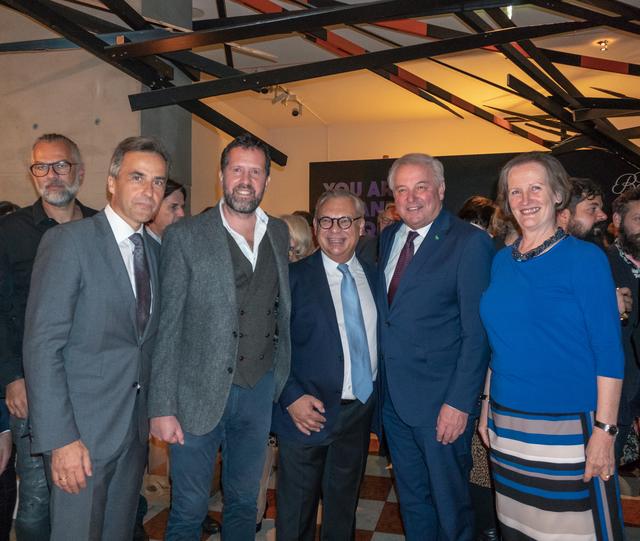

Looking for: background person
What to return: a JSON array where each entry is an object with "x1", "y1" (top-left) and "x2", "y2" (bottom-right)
[{"x1": 479, "y1": 152, "x2": 624, "y2": 541}]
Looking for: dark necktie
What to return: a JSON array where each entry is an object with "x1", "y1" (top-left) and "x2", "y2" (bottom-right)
[
  {"x1": 129, "y1": 233, "x2": 151, "y2": 337},
  {"x1": 387, "y1": 231, "x2": 419, "y2": 305},
  {"x1": 337, "y1": 263, "x2": 373, "y2": 403}
]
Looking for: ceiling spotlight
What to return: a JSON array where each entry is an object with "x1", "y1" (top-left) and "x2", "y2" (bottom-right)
[{"x1": 597, "y1": 39, "x2": 609, "y2": 51}]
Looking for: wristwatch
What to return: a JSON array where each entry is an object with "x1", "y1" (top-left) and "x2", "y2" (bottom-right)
[{"x1": 594, "y1": 420, "x2": 619, "y2": 436}]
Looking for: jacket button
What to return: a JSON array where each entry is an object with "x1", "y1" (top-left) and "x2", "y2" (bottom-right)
[
  {"x1": 239, "y1": 356, "x2": 244, "y2": 361},
  {"x1": 240, "y1": 310, "x2": 245, "y2": 316},
  {"x1": 267, "y1": 309, "x2": 271, "y2": 315},
  {"x1": 232, "y1": 331, "x2": 238, "y2": 337},
  {"x1": 259, "y1": 354, "x2": 264, "y2": 360},
  {"x1": 385, "y1": 321, "x2": 390, "y2": 327},
  {"x1": 227, "y1": 367, "x2": 233, "y2": 373},
  {"x1": 265, "y1": 332, "x2": 270, "y2": 338},
  {"x1": 239, "y1": 332, "x2": 244, "y2": 338}
]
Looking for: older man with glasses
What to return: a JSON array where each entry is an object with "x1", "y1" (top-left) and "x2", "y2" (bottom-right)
[
  {"x1": 0, "y1": 133, "x2": 96, "y2": 541},
  {"x1": 272, "y1": 189, "x2": 379, "y2": 541}
]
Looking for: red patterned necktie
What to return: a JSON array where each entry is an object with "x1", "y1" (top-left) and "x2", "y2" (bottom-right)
[{"x1": 387, "y1": 231, "x2": 419, "y2": 305}]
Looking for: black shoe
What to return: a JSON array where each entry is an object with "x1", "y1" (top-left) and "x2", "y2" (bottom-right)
[{"x1": 202, "y1": 515, "x2": 222, "y2": 535}]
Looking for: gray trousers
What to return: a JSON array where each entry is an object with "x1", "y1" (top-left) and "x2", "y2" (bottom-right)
[{"x1": 46, "y1": 411, "x2": 146, "y2": 541}]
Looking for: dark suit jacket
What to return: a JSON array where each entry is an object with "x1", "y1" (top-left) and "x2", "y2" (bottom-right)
[
  {"x1": 377, "y1": 210, "x2": 493, "y2": 426},
  {"x1": 23, "y1": 211, "x2": 160, "y2": 459},
  {"x1": 607, "y1": 245, "x2": 640, "y2": 424},
  {"x1": 148, "y1": 204, "x2": 291, "y2": 436},
  {"x1": 272, "y1": 250, "x2": 379, "y2": 445},
  {"x1": 0, "y1": 402, "x2": 8, "y2": 433}
]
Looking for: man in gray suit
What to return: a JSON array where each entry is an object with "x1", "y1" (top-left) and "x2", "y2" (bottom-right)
[
  {"x1": 23, "y1": 136, "x2": 170, "y2": 540},
  {"x1": 149, "y1": 133, "x2": 291, "y2": 540}
]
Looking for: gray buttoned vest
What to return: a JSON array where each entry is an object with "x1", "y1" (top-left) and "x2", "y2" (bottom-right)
[{"x1": 226, "y1": 231, "x2": 279, "y2": 388}]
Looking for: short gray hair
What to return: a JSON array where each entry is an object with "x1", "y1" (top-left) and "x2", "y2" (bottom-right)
[
  {"x1": 387, "y1": 153, "x2": 445, "y2": 190},
  {"x1": 314, "y1": 189, "x2": 366, "y2": 219},
  {"x1": 108, "y1": 136, "x2": 171, "y2": 178},
  {"x1": 32, "y1": 133, "x2": 82, "y2": 165}
]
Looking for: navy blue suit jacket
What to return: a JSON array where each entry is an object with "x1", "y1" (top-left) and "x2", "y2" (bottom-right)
[
  {"x1": 272, "y1": 250, "x2": 379, "y2": 445},
  {"x1": 377, "y1": 210, "x2": 493, "y2": 427},
  {"x1": 0, "y1": 401, "x2": 9, "y2": 433}
]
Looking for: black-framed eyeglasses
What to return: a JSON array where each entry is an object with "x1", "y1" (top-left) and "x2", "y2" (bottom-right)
[
  {"x1": 317, "y1": 216, "x2": 362, "y2": 230},
  {"x1": 30, "y1": 161, "x2": 77, "y2": 177}
]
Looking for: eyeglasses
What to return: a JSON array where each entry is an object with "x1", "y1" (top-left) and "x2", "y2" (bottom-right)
[
  {"x1": 30, "y1": 161, "x2": 77, "y2": 177},
  {"x1": 317, "y1": 216, "x2": 362, "y2": 230}
]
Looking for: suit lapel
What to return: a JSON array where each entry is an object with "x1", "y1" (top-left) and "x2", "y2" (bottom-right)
[
  {"x1": 203, "y1": 205, "x2": 237, "y2": 308},
  {"x1": 309, "y1": 251, "x2": 341, "y2": 343},
  {"x1": 94, "y1": 212, "x2": 137, "y2": 332}
]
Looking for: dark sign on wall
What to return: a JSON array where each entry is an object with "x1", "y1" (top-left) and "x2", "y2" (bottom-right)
[{"x1": 309, "y1": 150, "x2": 639, "y2": 237}]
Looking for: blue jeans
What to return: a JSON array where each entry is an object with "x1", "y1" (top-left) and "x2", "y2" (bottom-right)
[
  {"x1": 10, "y1": 416, "x2": 50, "y2": 541},
  {"x1": 166, "y1": 371, "x2": 275, "y2": 541}
]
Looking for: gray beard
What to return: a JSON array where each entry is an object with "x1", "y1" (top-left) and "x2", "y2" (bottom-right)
[
  {"x1": 223, "y1": 185, "x2": 263, "y2": 214},
  {"x1": 39, "y1": 179, "x2": 80, "y2": 208}
]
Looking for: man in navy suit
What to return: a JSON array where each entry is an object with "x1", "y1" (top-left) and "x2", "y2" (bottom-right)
[
  {"x1": 378, "y1": 153, "x2": 493, "y2": 540},
  {"x1": 272, "y1": 190, "x2": 378, "y2": 541}
]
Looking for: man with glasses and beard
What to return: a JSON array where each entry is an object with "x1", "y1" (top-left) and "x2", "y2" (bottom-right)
[
  {"x1": 608, "y1": 187, "x2": 640, "y2": 461},
  {"x1": 148, "y1": 133, "x2": 291, "y2": 540},
  {"x1": 0, "y1": 134, "x2": 96, "y2": 541}
]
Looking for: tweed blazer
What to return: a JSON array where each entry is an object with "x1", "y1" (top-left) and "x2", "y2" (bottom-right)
[{"x1": 148, "y1": 203, "x2": 291, "y2": 435}]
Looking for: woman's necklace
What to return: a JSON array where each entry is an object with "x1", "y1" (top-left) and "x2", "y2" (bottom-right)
[{"x1": 511, "y1": 227, "x2": 567, "y2": 262}]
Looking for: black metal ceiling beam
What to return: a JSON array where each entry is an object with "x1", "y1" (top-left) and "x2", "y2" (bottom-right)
[
  {"x1": 577, "y1": 0, "x2": 640, "y2": 21},
  {"x1": 572, "y1": 97, "x2": 640, "y2": 109},
  {"x1": 128, "y1": 19, "x2": 594, "y2": 111},
  {"x1": 572, "y1": 109, "x2": 640, "y2": 121},
  {"x1": 106, "y1": 0, "x2": 530, "y2": 59},
  {"x1": 100, "y1": 0, "x2": 152, "y2": 30},
  {"x1": 554, "y1": 126, "x2": 640, "y2": 154},
  {"x1": 486, "y1": 106, "x2": 578, "y2": 131},
  {"x1": 215, "y1": 0, "x2": 235, "y2": 68},
  {"x1": 508, "y1": 74, "x2": 640, "y2": 167},
  {"x1": 529, "y1": 0, "x2": 640, "y2": 35},
  {"x1": 0, "y1": 0, "x2": 288, "y2": 165}
]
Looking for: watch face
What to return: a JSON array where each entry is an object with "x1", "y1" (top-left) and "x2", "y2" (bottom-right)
[{"x1": 609, "y1": 426, "x2": 619, "y2": 436}]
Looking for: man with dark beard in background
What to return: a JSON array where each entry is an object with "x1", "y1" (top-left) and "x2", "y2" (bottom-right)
[
  {"x1": 608, "y1": 188, "x2": 640, "y2": 461},
  {"x1": 557, "y1": 177, "x2": 608, "y2": 242}
]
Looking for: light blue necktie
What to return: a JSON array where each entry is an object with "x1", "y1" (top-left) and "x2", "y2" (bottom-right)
[{"x1": 337, "y1": 263, "x2": 373, "y2": 403}]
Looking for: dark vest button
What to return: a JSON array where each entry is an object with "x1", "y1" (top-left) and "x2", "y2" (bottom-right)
[
  {"x1": 240, "y1": 310, "x2": 245, "y2": 316},
  {"x1": 239, "y1": 356, "x2": 244, "y2": 361},
  {"x1": 227, "y1": 367, "x2": 233, "y2": 373},
  {"x1": 232, "y1": 331, "x2": 238, "y2": 337}
]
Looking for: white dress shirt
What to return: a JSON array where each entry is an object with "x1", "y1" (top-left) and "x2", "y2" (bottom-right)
[
  {"x1": 322, "y1": 252, "x2": 378, "y2": 400},
  {"x1": 219, "y1": 200, "x2": 269, "y2": 270},
  {"x1": 104, "y1": 204, "x2": 146, "y2": 298},
  {"x1": 384, "y1": 222, "x2": 432, "y2": 292}
]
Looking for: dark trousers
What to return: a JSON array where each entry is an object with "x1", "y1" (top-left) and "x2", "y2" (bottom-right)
[
  {"x1": 0, "y1": 447, "x2": 16, "y2": 541},
  {"x1": 166, "y1": 371, "x2": 275, "y2": 541},
  {"x1": 276, "y1": 395, "x2": 374, "y2": 541},
  {"x1": 46, "y1": 411, "x2": 146, "y2": 541},
  {"x1": 10, "y1": 416, "x2": 49, "y2": 541},
  {"x1": 383, "y1": 394, "x2": 475, "y2": 541}
]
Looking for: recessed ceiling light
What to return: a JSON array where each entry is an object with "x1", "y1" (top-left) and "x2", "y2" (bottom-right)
[{"x1": 597, "y1": 39, "x2": 609, "y2": 51}]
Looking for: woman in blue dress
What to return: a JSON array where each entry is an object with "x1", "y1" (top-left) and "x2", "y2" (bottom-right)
[{"x1": 479, "y1": 152, "x2": 625, "y2": 541}]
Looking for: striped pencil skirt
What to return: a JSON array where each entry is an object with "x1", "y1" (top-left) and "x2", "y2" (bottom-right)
[{"x1": 488, "y1": 401, "x2": 624, "y2": 541}]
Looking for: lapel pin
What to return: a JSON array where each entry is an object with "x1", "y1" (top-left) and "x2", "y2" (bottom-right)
[{"x1": 435, "y1": 234, "x2": 440, "y2": 240}]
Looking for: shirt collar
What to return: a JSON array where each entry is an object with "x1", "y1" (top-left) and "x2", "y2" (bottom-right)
[
  {"x1": 145, "y1": 226, "x2": 162, "y2": 244},
  {"x1": 321, "y1": 251, "x2": 358, "y2": 274},
  {"x1": 219, "y1": 199, "x2": 269, "y2": 229},
  {"x1": 104, "y1": 204, "x2": 144, "y2": 244},
  {"x1": 400, "y1": 221, "x2": 431, "y2": 239},
  {"x1": 31, "y1": 197, "x2": 92, "y2": 226}
]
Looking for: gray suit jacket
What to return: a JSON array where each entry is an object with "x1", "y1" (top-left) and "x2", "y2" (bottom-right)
[
  {"x1": 23, "y1": 211, "x2": 160, "y2": 459},
  {"x1": 148, "y1": 204, "x2": 291, "y2": 436}
]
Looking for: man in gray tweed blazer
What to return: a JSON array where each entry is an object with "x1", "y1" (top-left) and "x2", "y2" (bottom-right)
[{"x1": 149, "y1": 134, "x2": 291, "y2": 540}]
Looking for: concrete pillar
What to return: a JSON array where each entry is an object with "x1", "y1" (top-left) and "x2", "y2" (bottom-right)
[{"x1": 141, "y1": 0, "x2": 192, "y2": 206}]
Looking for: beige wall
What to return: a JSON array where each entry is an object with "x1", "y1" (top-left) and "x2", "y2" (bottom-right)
[{"x1": 0, "y1": 8, "x2": 141, "y2": 210}]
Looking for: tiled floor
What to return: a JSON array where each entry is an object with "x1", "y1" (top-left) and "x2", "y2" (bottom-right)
[{"x1": 143, "y1": 438, "x2": 405, "y2": 541}]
